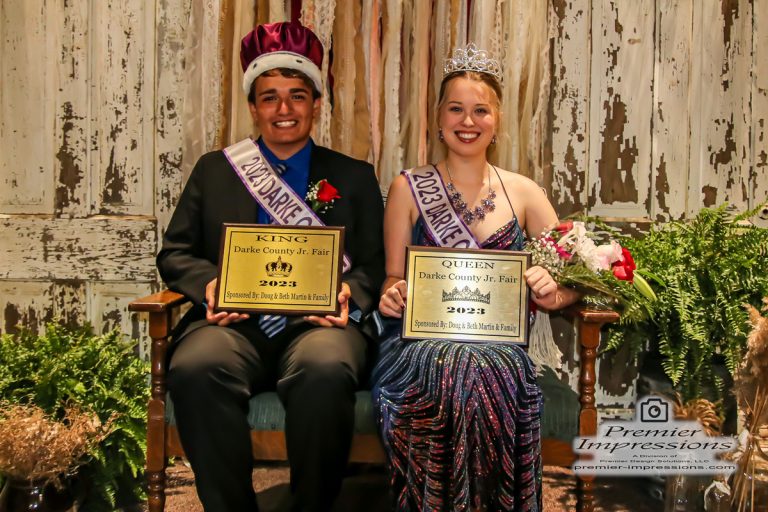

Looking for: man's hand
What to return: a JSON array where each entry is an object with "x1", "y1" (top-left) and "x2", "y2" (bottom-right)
[
  {"x1": 304, "y1": 282, "x2": 351, "y2": 328},
  {"x1": 379, "y1": 280, "x2": 407, "y2": 318},
  {"x1": 204, "y1": 278, "x2": 250, "y2": 326}
]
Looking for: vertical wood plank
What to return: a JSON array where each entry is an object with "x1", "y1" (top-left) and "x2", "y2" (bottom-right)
[
  {"x1": 155, "y1": 0, "x2": 189, "y2": 237},
  {"x1": 688, "y1": 0, "x2": 752, "y2": 213},
  {"x1": 91, "y1": 0, "x2": 156, "y2": 215},
  {"x1": 53, "y1": 280, "x2": 88, "y2": 329},
  {"x1": 550, "y1": 0, "x2": 591, "y2": 216},
  {"x1": 0, "y1": 0, "x2": 54, "y2": 213},
  {"x1": 752, "y1": 0, "x2": 768, "y2": 227},
  {"x1": 90, "y1": 282, "x2": 155, "y2": 359},
  {"x1": 588, "y1": 0, "x2": 654, "y2": 218},
  {"x1": 0, "y1": 282, "x2": 54, "y2": 335},
  {"x1": 652, "y1": 0, "x2": 692, "y2": 222},
  {"x1": 55, "y1": 0, "x2": 91, "y2": 217}
]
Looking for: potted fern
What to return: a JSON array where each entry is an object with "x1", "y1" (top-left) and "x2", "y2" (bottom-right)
[
  {"x1": 0, "y1": 323, "x2": 149, "y2": 511},
  {"x1": 605, "y1": 204, "x2": 768, "y2": 405}
]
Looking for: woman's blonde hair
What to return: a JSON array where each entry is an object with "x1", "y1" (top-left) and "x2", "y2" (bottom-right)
[{"x1": 437, "y1": 70, "x2": 502, "y2": 113}]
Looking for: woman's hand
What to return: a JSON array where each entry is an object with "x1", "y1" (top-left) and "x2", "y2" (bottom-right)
[
  {"x1": 379, "y1": 280, "x2": 408, "y2": 318},
  {"x1": 524, "y1": 265, "x2": 578, "y2": 311},
  {"x1": 204, "y1": 278, "x2": 250, "y2": 326}
]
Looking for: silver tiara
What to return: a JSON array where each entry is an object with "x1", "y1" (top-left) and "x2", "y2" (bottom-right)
[{"x1": 443, "y1": 43, "x2": 502, "y2": 82}]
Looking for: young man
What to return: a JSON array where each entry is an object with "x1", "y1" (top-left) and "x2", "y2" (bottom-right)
[{"x1": 157, "y1": 22, "x2": 384, "y2": 511}]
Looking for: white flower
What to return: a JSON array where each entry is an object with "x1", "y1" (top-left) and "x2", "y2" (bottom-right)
[
  {"x1": 591, "y1": 241, "x2": 623, "y2": 270},
  {"x1": 557, "y1": 221, "x2": 588, "y2": 247}
]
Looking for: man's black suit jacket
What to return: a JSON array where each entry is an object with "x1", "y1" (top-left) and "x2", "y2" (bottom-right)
[{"x1": 157, "y1": 143, "x2": 385, "y2": 340}]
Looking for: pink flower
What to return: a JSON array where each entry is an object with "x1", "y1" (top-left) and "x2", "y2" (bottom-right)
[
  {"x1": 554, "y1": 244, "x2": 572, "y2": 261},
  {"x1": 591, "y1": 241, "x2": 624, "y2": 271}
]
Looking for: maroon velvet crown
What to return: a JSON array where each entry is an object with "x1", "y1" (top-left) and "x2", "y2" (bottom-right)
[{"x1": 240, "y1": 21, "x2": 323, "y2": 73}]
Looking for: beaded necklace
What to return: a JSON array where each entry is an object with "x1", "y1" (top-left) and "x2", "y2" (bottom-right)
[{"x1": 445, "y1": 163, "x2": 497, "y2": 224}]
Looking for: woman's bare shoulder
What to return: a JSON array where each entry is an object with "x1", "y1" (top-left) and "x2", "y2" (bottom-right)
[{"x1": 492, "y1": 167, "x2": 543, "y2": 194}]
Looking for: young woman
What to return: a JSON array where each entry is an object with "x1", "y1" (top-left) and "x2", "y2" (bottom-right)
[{"x1": 373, "y1": 45, "x2": 578, "y2": 511}]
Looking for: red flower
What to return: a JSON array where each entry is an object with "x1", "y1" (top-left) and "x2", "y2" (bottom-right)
[
  {"x1": 554, "y1": 220, "x2": 574, "y2": 235},
  {"x1": 316, "y1": 180, "x2": 340, "y2": 203},
  {"x1": 611, "y1": 247, "x2": 636, "y2": 282}
]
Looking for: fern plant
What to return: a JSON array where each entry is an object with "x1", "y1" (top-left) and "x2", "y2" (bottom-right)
[
  {"x1": 604, "y1": 204, "x2": 768, "y2": 403},
  {"x1": 0, "y1": 322, "x2": 149, "y2": 511}
]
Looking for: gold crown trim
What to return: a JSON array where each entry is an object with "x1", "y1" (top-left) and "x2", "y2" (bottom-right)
[{"x1": 444, "y1": 43, "x2": 502, "y2": 82}]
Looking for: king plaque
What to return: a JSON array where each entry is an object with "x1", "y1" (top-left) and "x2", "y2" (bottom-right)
[
  {"x1": 402, "y1": 246, "x2": 530, "y2": 345},
  {"x1": 215, "y1": 224, "x2": 344, "y2": 315}
]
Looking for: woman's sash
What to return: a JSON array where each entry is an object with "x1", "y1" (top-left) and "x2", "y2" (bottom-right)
[
  {"x1": 223, "y1": 138, "x2": 351, "y2": 272},
  {"x1": 402, "y1": 166, "x2": 479, "y2": 249}
]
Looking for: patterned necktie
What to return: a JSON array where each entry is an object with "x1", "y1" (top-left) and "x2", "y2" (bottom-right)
[
  {"x1": 258, "y1": 314, "x2": 287, "y2": 337},
  {"x1": 257, "y1": 198, "x2": 288, "y2": 338}
]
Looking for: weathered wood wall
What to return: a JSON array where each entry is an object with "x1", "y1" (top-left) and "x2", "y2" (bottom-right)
[
  {"x1": 1, "y1": 0, "x2": 766, "y2": 409},
  {"x1": 550, "y1": 0, "x2": 768, "y2": 224},
  {"x1": 0, "y1": 0, "x2": 189, "y2": 356},
  {"x1": 550, "y1": 0, "x2": 768, "y2": 409}
]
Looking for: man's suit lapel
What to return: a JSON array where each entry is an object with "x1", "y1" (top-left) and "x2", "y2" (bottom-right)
[{"x1": 309, "y1": 145, "x2": 332, "y2": 225}]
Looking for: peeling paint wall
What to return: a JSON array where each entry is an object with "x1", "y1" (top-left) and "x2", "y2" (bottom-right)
[
  {"x1": 549, "y1": 0, "x2": 768, "y2": 409},
  {"x1": 1, "y1": 1, "x2": 767, "y2": 395},
  {"x1": 551, "y1": 0, "x2": 766, "y2": 225},
  {"x1": 0, "y1": 0, "x2": 189, "y2": 358}
]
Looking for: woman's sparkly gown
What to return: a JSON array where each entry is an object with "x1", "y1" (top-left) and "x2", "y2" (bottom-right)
[{"x1": 372, "y1": 216, "x2": 542, "y2": 512}]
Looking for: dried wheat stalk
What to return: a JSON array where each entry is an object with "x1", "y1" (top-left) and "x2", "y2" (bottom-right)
[{"x1": 0, "y1": 403, "x2": 112, "y2": 487}]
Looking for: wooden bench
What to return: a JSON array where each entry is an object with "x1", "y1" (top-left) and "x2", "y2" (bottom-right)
[{"x1": 130, "y1": 290, "x2": 618, "y2": 512}]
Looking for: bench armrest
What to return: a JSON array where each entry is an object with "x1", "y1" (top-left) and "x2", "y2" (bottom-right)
[
  {"x1": 129, "y1": 290, "x2": 188, "y2": 313},
  {"x1": 131, "y1": 289, "x2": 188, "y2": 480}
]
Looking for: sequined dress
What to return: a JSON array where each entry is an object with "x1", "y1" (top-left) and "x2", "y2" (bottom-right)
[{"x1": 372, "y1": 216, "x2": 542, "y2": 512}]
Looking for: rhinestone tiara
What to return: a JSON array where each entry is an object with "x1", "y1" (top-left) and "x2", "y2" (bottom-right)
[{"x1": 443, "y1": 43, "x2": 502, "y2": 82}]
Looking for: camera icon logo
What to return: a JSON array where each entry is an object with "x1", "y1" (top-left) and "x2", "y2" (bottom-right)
[{"x1": 639, "y1": 397, "x2": 669, "y2": 423}]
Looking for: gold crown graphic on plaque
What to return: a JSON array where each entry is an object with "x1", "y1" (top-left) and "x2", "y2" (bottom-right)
[
  {"x1": 441, "y1": 286, "x2": 491, "y2": 304},
  {"x1": 265, "y1": 256, "x2": 293, "y2": 277}
]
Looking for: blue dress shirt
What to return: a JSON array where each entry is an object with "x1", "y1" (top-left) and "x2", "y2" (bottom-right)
[{"x1": 256, "y1": 137, "x2": 313, "y2": 225}]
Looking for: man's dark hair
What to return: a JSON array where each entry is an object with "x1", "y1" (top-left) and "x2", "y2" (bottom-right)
[{"x1": 247, "y1": 67, "x2": 322, "y2": 103}]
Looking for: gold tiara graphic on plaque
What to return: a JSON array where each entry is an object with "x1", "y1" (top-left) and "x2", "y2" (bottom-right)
[
  {"x1": 215, "y1": 224, "x2": 344, "y2": 315},
  {"x1": 402, "y1": 246, "x2": 530, "y2": 345}
]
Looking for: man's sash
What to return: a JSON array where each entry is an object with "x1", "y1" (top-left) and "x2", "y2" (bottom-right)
[
  {"x1": 402, "y1": 166, "x2": 479, "y2": 249},
  {"x1": 223, "y1": 138, "x2": 351, "y2": 272}
]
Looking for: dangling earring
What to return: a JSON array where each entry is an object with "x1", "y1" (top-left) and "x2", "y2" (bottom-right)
[
  {"x1": 438, "y1": 129, "x2": 444, "y2": 142},
  {"x1": 491, "y1": 134, "x2": 497, "y2": 145}
]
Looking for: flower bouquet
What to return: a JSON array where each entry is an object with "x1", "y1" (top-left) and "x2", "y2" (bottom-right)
[{"x1": 526, "y1": 220, "x2": 657, "y2": 317}]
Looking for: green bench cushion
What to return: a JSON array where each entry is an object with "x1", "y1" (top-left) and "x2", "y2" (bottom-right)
[
  {"x1": 165, "y1": 369, "x2": 579, "y2": 441},
  {"x1": 538, "y1": 366, "x2": 580, "y2": 443}
]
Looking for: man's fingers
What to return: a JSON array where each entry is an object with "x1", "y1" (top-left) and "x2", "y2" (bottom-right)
[
  {"x1": 304, "y1": 315, "x2": 333, "y2": 327},
  {"x1": 207, "y1": 310, "x2": 248, "y2": 326}
]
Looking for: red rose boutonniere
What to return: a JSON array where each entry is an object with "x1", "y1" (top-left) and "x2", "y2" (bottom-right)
[{"x1": 306, "y1": 179, "x2": 340, "y2": 213}]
